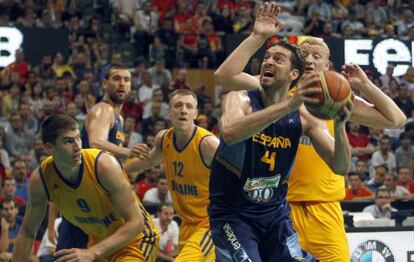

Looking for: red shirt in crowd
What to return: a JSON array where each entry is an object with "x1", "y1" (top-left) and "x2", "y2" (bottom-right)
[
  {"x1": 344, "y1": 187, "x2": 374, "y2": 200},
  {"x1": 347, "y1": 132, "x2": 372, "y2": 161}
]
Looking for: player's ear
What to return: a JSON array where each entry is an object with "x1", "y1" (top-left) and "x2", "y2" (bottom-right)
[
  {"x1": 290, "y1": 69, "x2": 300, "y2": 83},
  {"x1": 43, "y1": 142, "x2": 54, "y2": 155},
  {"x1": 194, "y1": 109, "x2": 199, "y2": 120}
]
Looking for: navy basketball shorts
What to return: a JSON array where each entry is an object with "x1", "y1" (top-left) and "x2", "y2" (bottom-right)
[
  {"x1": 210, "y1": 217, "x2": 308, "y2": 262},
  {"x1": 56, "y1": 216, "x2": 88, "y2": 250}
]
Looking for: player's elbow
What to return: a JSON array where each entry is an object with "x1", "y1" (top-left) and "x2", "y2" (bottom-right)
[
  {"x1": 331, "y1": 162, "x2": 350, "y2": 176},
  {"x1": 390, "y1": 114, "x2": 407, "y2": 128},
  {"x1": 214, "y1": 69, "x2": 227, "y2": 85},
  {"x1": 221, "y1": 128, "x2": 238, "y2": 145}
]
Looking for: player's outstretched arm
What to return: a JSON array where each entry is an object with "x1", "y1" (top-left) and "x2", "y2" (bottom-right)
[
  {"x1": 86, "y1": 104, "x2": 141, "y2": 159},
  {"x1": 221, "y1": 76, "x2": 321, "y2": 145},
  {"x1": 214, "y1": 2, "x2": 282, "y2": 90},
  {"x1": 303, "y1": 101, "x2": 353, "y2": 175},
  {"x1": 342, "y1": 64, "x2": 406, "y2": 128},
  {"x1": 13, "y1": 169, "x2": 48, "y2": 262},
  {"x1": 125, "y1": 129, "x2": 165, "y2": 180}
]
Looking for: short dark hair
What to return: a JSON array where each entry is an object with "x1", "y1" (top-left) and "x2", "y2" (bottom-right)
[
  {"x1": 0, "y1": 198, "x2": 16, "y2": 209},
  {"x1": 399, "y1": 131, "x2": 410, "y2": 140},
  {"x1": 375, "y1": 188, "x2": 390, "y2": 198},
  {"x1": 405, "y1": 121, "x2": 414, "y2": 132},
  {"x1": 2, "y1": 177, "x2": 15, "y2": 187},
  {"x1": 270, "y1": 41, "x2": 305, "y2": 87},
  {"x1": 104, "y1": 63, "x2": 129, "y2": 80},
  {"x1": 41, "y1": 114, "x2": 79, "y2": 145}
]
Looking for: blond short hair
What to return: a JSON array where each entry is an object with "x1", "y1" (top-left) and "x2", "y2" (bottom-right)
[{"x1": 299, "y1": 37, "x2": 330, "y2": 58}]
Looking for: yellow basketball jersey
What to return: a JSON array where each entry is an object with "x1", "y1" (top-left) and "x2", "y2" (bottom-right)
[
  {"x1": 287, "y1": 119, "x2": 345, "y2": 202},
  {"x1": 162, "y1": 126, "x2": 213, "y2": 226},
  {"x1": 39, "y1": 149, "x2": 159, "y2": 246}
]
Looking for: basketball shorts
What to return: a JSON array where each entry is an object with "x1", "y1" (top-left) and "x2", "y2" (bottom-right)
[
  {"x1": 56, "y1": 216, "x2": 88, "y2": 250},
  {"x1": 210, "y1": 216, "x2": 307, "y2": 262},
  {"x1": 174, "y1": 222, "x2": 215, "y2": 262},
  {"x1": 290, "y1": 201, "x2": 350, "y2": 262}
]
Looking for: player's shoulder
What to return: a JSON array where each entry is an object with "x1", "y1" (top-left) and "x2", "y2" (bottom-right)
[{"x1": 90, "y1": 101, "x2": 115, "y2": 115}]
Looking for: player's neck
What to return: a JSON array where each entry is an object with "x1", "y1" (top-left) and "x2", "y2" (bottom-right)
[
  {"x1": 102, "y1": 96, "x2": 123, "y2": 113},
  {"x1": 174, "y1": 125, "x2": 195, "y2": 148},
  {"x1": 260, "y1": 87, "x2": 288, "y2": 107},
  {"x1": 54, "y1": 160, "x2": 81, "y2": 183}
]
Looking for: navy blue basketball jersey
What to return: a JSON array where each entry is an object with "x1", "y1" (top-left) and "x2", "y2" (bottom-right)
[
  {"x1": 81, "y1": 102, "x2": 126, "y2": 148},
  {"x1": 209, "y1": 89, "x2": 302, "y2": 220}
]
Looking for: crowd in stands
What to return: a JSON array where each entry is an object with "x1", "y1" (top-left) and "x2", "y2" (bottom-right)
[{"x1": 0, "y1": 0, "x2": 414, "y2": 261}]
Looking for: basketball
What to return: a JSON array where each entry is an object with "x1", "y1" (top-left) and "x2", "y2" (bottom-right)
[{"x1": 304, "y1": 71, "x2": 354, "y2": 120}]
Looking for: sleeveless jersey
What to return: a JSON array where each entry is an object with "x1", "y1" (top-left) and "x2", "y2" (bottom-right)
[
  {"x1": 209, "y1": 89, "x2": 302, "y2": 221},
  {"x1": 162, "y1": 126, "x2": 213, "y2": 226},
  {"x1": 287, "y1": 118, "x2": 345, "y2": 202},
  {"x1": 81, "y1": 102, "x2": 126, "y2": 148},
  {"x1": 39, "y1": 149, "x2": 158, "y2": 245}
]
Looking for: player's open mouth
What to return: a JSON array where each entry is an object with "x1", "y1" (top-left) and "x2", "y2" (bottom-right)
[
  {"x1": 263, "y1": 71, "x2": 274, "y2": 78},
  {"x1": 305, "y1": 67, "x2": 314, "y2": 72}
]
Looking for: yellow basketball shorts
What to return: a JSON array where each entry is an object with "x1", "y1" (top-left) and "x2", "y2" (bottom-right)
[
  {"x1": 174, "y1": 222, "x2": 215, "y2": 262},
  {"x1": 96, "y1": 237, "x2": 159, "y2": 262},
  {"x1": 290, "y1": 201, "x2": 350, "y2": 262}
]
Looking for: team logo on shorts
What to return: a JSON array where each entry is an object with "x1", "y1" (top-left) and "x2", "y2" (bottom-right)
[
  {"x1": 351, "y1": 240, "x2": 394, "y2": 262},
  {"x1": 243, "y1": 176, "x2": 280, "y2": 203}
]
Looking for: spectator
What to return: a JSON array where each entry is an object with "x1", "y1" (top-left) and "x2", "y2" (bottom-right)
[
  {"x1": 366, "y1": 165, "x2": 388, "y2": 192},
  {"x1": 28, "y1": 138, "x2": 46, "y2": 171},
  {"x1": 171, "y1": 68, "x2": 191, "y2": 92},
  {"x1": 124, "y1": 116, "x2": 143, "y2": 148},
  {"x1": 4, "y1": 113, "x2": 34, "y2": 159},
  {"x1": 121, "y1": 89, "x2": 143, "y2": 120},
  {"x1": 143, "y1": 176, "x2": 173, "y2": 205},
  {"x1": 33, "y1": 54, "x2": 55, "y2": 87},
  {"x1": 397, "y1": 166, "x2": 414, "y2": 193},
  {"x1": 37, "y1": 217, "x2": 62, "y2": 262},
  {"x1": 28, "y1": 81, "x2": 45, "y2": 117},
  {"x1": 384, "y1": 173, "x2": 412, "y2": 201},
  {"x1": 0, "y1": 199, "x2": 24, "y2": 261},
  {"x1": 303, "y1": 9, "x2": 324, "y2": 36},
  {"x1": 366, "y1": 0, "x2": 388, "y2": 25},
  {"x1": 133, "y1": 1, "x2": 158, "y2": 58},
  {"x1": 344, "y1": 172, "x2": 374, "y2": 200},
  {"x1": 141, "y1": 103, "x2": 163, "y2": 137},
  {"x1": 380, "y1": 65, "x2": 400, "y2": 90},
  {"x1": 2, "y1": 83, "x2": 20, "y2": 119},
  {"x1": 0, "y1": 132, "x2": 11, "y2": 177},
  {"x1": 154, "y1": 203, "x2": 179, "y2": 262},
  {"x1": 147, "y1": 57, "x2": 172, "y2": 87},
  {"x1": 52, "y1": 51, "x2": 75, "y2": 78},
  {"x1": 371, "y1": 135, "x2": 396, "y2": 172},
  {"x1": 19, "y1": 103, "x2": 38, "y2": 136},
  {"x1": 138, "y1": 71, "x2": 159, "y2": 105},
  {"x1": 143, "y1": 88, "x2": 168, "y2": 120},
  {"x1": 395, "y1": 132, "x2": 414, "y2": 168},
  {"x1": 355, "y1": 159, "x2": 370, "y2": 181},
  {"x1": 153, "y1": 18, "x2": 179, "y2": 69},
  {"x1": 212, "y1": 5, "x2": 234, "y2": 35},
  {"x1": 396, "y1": 9, "x2": 414, "y2": 36},
  {"x1": 5, "y1": 49, "x2": 30, "y2": 85},
  {"x1": 393, "y1": 84, "x2": 414, "y2": 118},
  {"x1": 341, "y1": 9, "x2": 364, "y2": 37},
  {"x1": 362, "y1": 188, "x2": 397, "y2": 218},
  {"x1": 113, "y1": 0, "x2": 140, "y2": 37},
  {"x1": 0, "y1": 177, "x2": 26, "y2": 213},
  {"x1": 347, "y1": 122, "x2": 374, "y2": 162},
  {"x1": 331, "y1": 0, "x2": 348, "y2": 21},
  {"x1": 11, "y1": 160, "x2": 29, "y2": 201},
  {"x1": 135, "y1": 167, "x2": 161, "y2": 199}
]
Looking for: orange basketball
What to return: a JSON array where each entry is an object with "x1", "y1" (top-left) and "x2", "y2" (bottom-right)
[{"x1": 305, "y1": 71, "x2": 353, "y2": 120}]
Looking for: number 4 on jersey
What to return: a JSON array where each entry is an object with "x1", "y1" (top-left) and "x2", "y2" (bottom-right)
[{"x1": 261, "y1": 150, "x2": 275, "y2": 171}]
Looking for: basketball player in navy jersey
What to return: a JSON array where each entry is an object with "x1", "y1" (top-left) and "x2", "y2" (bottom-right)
[
  {"x1": 208, "y1": 3, "x2": 353, "y2": 261},
  {"x1": 49, "y1": 64, "x2": 150, "y2": 250}
]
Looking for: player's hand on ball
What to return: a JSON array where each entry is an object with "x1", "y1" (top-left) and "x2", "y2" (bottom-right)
[
  {"x1": 289, "y1": 73, "x2": 322, "y2": 110},
  {"x1": 341, "y1": 64, "x2": 369, "y2": 92},
  {"x1": 334, "y1": 98, "x2": 354, "y2": 126},
  {"x1": 131, "y1": 143, "x2": 150, "y2": 160},
  {"x1": 252, "y1": 2, "x2": 283, "y2": 40},
  {"x1": 54, "y1": 248, "x2": 96, "y2": 262}
]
